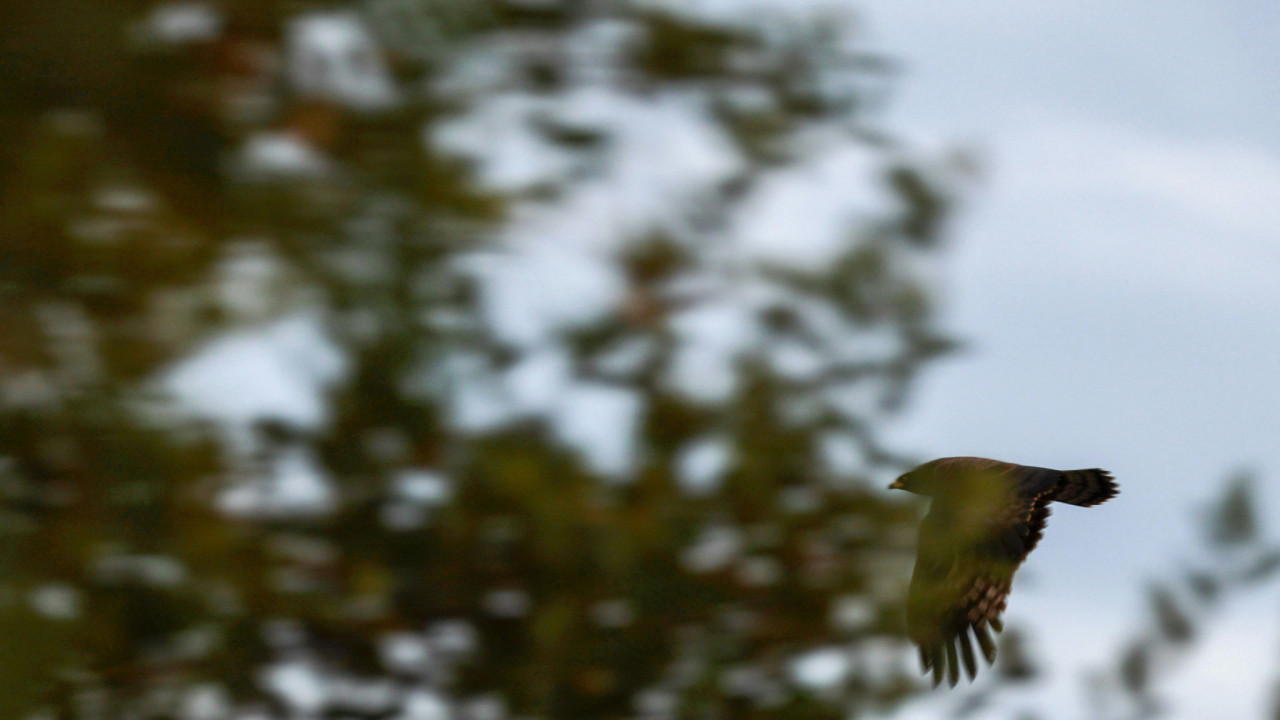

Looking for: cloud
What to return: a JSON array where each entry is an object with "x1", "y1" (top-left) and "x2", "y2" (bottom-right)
[
  {"x1": 955, "y1": 114, "x2": 1280, "y2": 308},
  {"x1": 1002, "y1": 117, "x2": 1280, "y2": 236}
]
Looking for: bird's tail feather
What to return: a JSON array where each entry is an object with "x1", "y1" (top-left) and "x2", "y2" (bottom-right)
[{"x1": 1056, "y1": 469, "x2": 1118, "y2": 507}]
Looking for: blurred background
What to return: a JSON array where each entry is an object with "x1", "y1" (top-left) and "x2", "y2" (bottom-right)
[{"x1": 0, "y1": 1, "x2": 1277, "y2": 719}]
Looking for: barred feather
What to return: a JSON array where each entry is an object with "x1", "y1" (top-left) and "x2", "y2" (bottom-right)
[{"x1": 1055, "y1": 468, "x2": 1119, "y2": 507}]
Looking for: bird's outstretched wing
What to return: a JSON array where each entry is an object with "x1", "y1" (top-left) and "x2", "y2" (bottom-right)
[{"x1": 906, "y1": 484, "x2": 1052, "y2": 686}]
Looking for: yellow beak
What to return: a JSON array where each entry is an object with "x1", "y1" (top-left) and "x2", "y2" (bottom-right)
[{"x1": 888, "y1": 478, "x2": 906, "y2": 490}]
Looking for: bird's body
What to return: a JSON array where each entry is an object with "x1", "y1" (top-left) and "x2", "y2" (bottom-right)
[{"x1": 889, "y1": 456, "x2": 1118, "y2": 686}]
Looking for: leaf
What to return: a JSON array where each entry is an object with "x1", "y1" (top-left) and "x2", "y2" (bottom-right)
[
  {"x1": 888, "y1": 166, "x2": 946, "y2": 245},
  {"x1": 996, "y1": 628, "x2": 1037, "y2": 682},
  {"x1": 1150, "y1": 584, "x2": 1194, "y2": 645},
  {"x1": 1207, "y1": 473, "x2": 1258, "y2": 547},
  {"x1": 1119, "y1": 642, "x2": 1151, "y2": 695},
  {"x1": 1241, "y1": 550, "x2": 1280, "y2": 584},
  {"x1": 1184, "y1": 570, "x2": 1219, "y2": 602}
]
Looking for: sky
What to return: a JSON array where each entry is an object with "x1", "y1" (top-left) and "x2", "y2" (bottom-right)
[{"x1": 855, "y1": 1, "x2": 1280, "y2": 717}]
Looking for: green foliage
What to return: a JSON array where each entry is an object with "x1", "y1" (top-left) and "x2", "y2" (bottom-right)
[
  {"x1": 0, "y1": 1, "x2": 969, "y2": 718},
  {"x1": 1207, "y1": 472, "x2": 1258, "y2": 547},
  {"x1": 1148, "y1": 584, "x2": 1192, "y2": 645},
  {"x1": 1083, "y1": 474, "x2": 1280, "y2": 719}
]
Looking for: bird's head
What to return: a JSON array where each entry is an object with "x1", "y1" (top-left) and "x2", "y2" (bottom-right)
[{"x1": 888, "y1": 464, "x2": 938, "y2": 496}]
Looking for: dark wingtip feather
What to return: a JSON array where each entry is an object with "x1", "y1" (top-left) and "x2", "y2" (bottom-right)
[
  {"x1": 958, "y1": 629, "x2": 978, "y2": 681},
  {"x1": 931, "y1": 646, "x2": 945, "y2": 687},
  {"x1": 944, "y1": 640, "x2": 960, "y2": 687},
  {"x1": 989, "y1": 616, "x2": 1004, "y2": 633},
  {"x1": 974, "y1": 623, "x2": 998, "y2": 664}
]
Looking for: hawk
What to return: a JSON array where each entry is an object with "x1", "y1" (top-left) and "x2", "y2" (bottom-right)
[{"x1": 889, "y1": 457, "x2": 1118, "y2": 686}]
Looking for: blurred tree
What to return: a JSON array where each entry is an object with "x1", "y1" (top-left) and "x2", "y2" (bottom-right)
[
  {"x1": 0, "y1": 1, "x2": 974, "y2": 719},
  {"x1": 1081, "y1": 473, "x2": 1280, "y2": 720}
]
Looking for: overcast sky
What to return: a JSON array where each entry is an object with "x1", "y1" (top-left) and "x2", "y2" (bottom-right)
[{"x1": 855, "y1": 1, "x2": 1280, "y2": 717}]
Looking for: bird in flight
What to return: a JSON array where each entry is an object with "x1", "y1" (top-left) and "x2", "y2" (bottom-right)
[{"x1": 889, "y1": 456, "x2": 1118, "y2": 687}]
